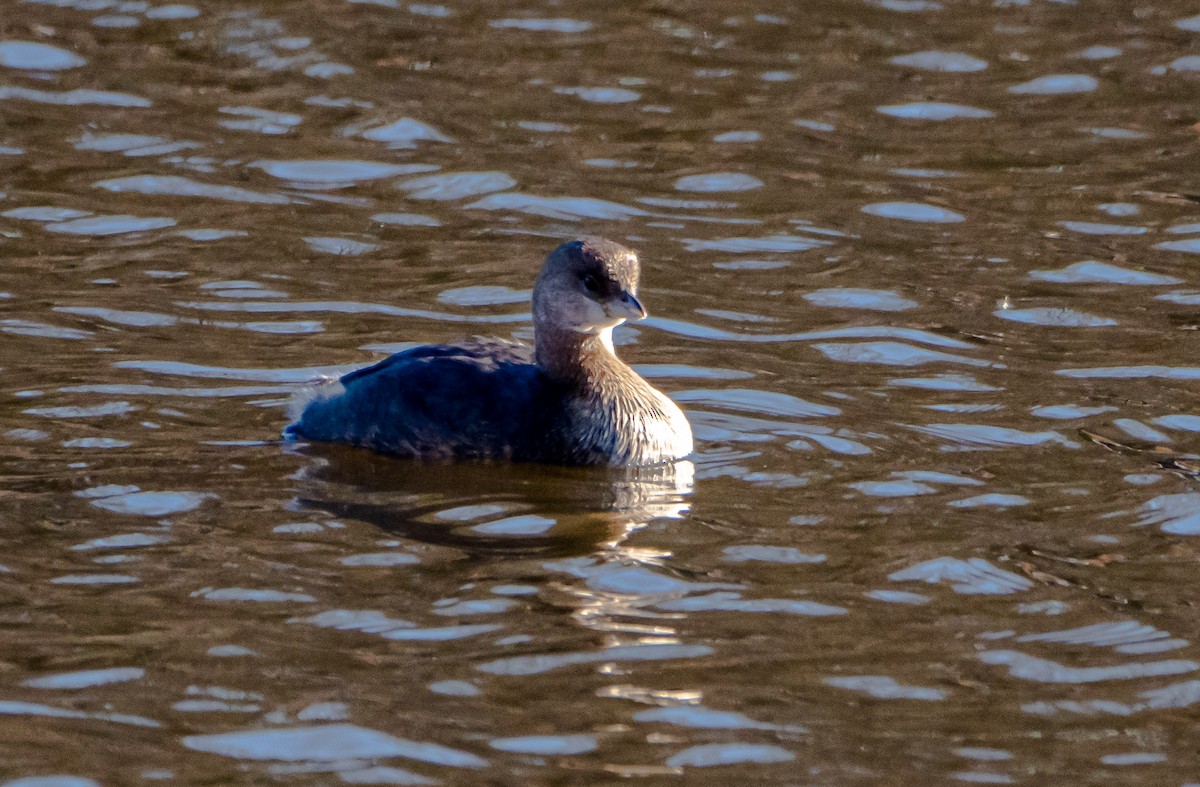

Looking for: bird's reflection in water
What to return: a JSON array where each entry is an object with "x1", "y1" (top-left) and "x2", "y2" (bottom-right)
[{"x1": 289, "y1": 443, "x2": 694, "y2": 557}]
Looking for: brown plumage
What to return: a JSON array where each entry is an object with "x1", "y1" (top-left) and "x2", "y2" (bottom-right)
[{"x1": 286, "y1": 237, "x2": 693, "y2": 466}]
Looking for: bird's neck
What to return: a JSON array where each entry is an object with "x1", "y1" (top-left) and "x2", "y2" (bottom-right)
[{"x1": 535, "y1": 325, "x2": 623, "y2": 386}]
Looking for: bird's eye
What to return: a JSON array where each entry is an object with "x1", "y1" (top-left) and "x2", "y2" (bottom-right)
[{"x1": 582, "y1": 274, "x2": 601, "y2": 294}]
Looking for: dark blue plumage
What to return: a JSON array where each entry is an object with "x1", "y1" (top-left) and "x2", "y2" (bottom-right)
[{"x1": 286, "y1": 340, "x2": 568, "y2": 462}]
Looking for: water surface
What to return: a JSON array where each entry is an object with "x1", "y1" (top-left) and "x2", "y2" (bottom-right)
[{"x1": 2, "y1": 0, "x2": 1200, "y2": 783}]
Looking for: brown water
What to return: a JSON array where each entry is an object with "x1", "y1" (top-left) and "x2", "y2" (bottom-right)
[{"x1": 2, "y1": 0, "x2": 1200, "y2": 783}]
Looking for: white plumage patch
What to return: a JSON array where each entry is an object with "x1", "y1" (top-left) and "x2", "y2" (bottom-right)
[{"x1": 285, "y1": 377, "x2": 345, "y2": 423}]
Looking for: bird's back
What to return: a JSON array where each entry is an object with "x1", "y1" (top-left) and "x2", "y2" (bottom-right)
[{"x1": 286, "y1": 340, "x2": 566, "y2": 461}]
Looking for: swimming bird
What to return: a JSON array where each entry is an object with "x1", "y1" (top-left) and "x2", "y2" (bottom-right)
[{"x1": 285, "y1": 237, "x2": 693, "y2": 466}]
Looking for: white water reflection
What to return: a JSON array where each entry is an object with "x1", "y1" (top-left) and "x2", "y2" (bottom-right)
[
  {"x1": 666, "y1": 744, "x2": 793, "y2": 767},
  {"x1": 183, "y1": 724, "x2": 487, "y2": 767},
  {"x1": 490, "y1": 735, "x2": 596, "y2": 755},
  {"x1": 478, "y1": 644, "x2": 714, "y2": 676},
  {"x1": 1029, "y1": 261, "x2": 1179, "y2": 285},
  {"x1": 825, "y1": 675, "x2": 946, "y2": 701},
  {"x1": 194, "y1": 587, "x2": 316, "y2": 603},
  {"x1": 251, "y1": 159, "x2": 434, "y2": 186},
  {"x1": 804, "y1": 288, "x2": 917, "y2": 311},
  {"x1": 980, "y1": 650, "x2": 1197, "y2": 683},
  {"x1": 44, "y1": 215, "x2": 175, "y2": 235},
  {"x1": 674, "y1": 173, "x2": 763, "y2": 192},
  {"x1": 1057, "y1": 220, "x2": 1147, "y2": 236},
  {"x1": 1019, "y1": 621, "x2": 1186, "y2": 654},
  {"x1": 1009, "y1": 74, "x2": 1098, "y2": 94},
  {"x1": 890, "y1": 558, "x2": 1033, "y2": 595},
  {"x1": 877, "y1": 102, "x2": 993, "y2": 120},
  {"x1": 75, "y1": 132, "x2": 199, "y2": 156},
  {"x1": 554, "y1": 86, "x2": 640, "y2": 103},
  {"x1": 0, "y1": 41, "x2": 86, "y2": 70},
  {"x1": 490, "y1": 18, "x2": 592, "y2": 33},
  {"x1": 1156, "y1": 238, "x2": 1200, "y2": 254},
  {"x1": 219, "y1": 106, "x2": 301, "y2": 135},
  {"x1": 1135, "y1": 493, "x2": 1200, "y2": 535},
  {"x1": 0, "y1": 86, "x2": 151, "y2": 107},
  {"x1": 95, "y1": 175, "x2": 292, "y2": 204},
  {"x1": 355, "y1": 117, "x2": 454, "y2": 147},
  {"x1": 723, "y1": 545, "x2": 825, "y2": 564},
  {"x1": 467, "y1": 193, "x2": 647, "y2": 221},
  {"x1": 862, "y1": 202, "x2": 965, "y2": 223},
  {"x1": 24, "y1": 667, "x2": 144, "y2": 689},
  {"x1": 304, "y1": 237, "x2": 380, "y2": 255},
  {"x1": 634, "y1": 704, "x2": 803, "y2": 732},
  {"x1": 908, "y1": 423, "x2": 1078, "y2": 449},
  {"x1": 889, "y1": 50, "x2": 986, "y2": 72},
  {"x1": 948, "y1": 494, "x2": 1029, "y2": 508},
  {"x1": 814, "y1": 342, "x2": 990, "y2": 367},
  {"x1": 3, "y1": 207, "x2": 92, "y2": 222},
  {"x1": 397, "y1": 171, "x2": 516, "y2": 200},
  {"x1": 680, "y1": 234, "x2": 830, "y2": 252},
  {"x1": 0, "y1": 700, "x2": 159, "y2": 728},
  {"x1": 672, "y1": 389, "x2": 839, "y2": 418},
  {"x1": 994, "y1": 307, "x2": 1116, "y2": 327},
  {"x1": 658, "y1": 592, "x2": 845, "y2": 616}
]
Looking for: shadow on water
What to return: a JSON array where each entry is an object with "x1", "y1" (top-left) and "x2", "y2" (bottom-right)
[{"x1": 287, "y1": 441, "x2": 694, "y2": 557}]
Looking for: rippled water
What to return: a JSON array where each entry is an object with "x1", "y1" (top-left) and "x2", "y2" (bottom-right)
[{"x1": 2, "y1": 0, "x2": 1200, "y2": 783}]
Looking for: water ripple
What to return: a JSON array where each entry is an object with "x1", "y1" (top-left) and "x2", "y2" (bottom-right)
[
  {"x1": 24, "y1": 667, "x2": 144, "y2": 689},
  {"x1": 1135, "y1": 493, "x2": 1200, "y2": 535},
  {"x1": 994, "y1": 307, "x2": 1116, "y2": 327},
  {"x1": 862, "y1": 202, "x2": 965, "y2": 223},
  {"x1": 679, "y1": 233, "x2": 830, "y2": 253},
  {"x1": 980, "y1": 650, "x2": 1197, "y2": 683},
  {"x1": 890, "y1": 558, "x2": 1033, "y2": 595},
  {"x1": 183, "y1": 724, "x2": 487, "y2": 767},
  {"x1": 876, "y1": 102, "x2": 993, "y2": 120},
  {"x1": 176, "y1": 298, "x2": 530, "y2": 323},
  {"x1": 95, "y1": 175, "x2": 293, "y2": 204},
  {"x1": 672, "y1": 389, "x2": 840, "y2": 418},
  {"x1": 1009, "y1": 74, "x2": 1098, "y2": 94},
  {"x1": 889, "y1": 50, "x2": 987, "y2": 72},
  {"x1": 251, "y1": 159, "x2": 436, "y2": 186},
  {"x1": 1029, "y1": 261, "x2": 1179, "y2": 285},
  {"x1": 0, "y1": 700, "x2": 159, "y2": 728},
  {"x1": 1058, "y1": 366, "x2": 1200, "y2": 380},
  {"x1": 356, "y1": 117, "x2": 455, "y2": 147},
  {"x1": 44, "y1": 215, "x2": 175, "y2": 235},
  {"x1": 674, "y1": 173, "x2": 763, "y2": 192},
  {"x1": 467, "y1": 193, "x2": 646, "y2": 221},
  {"x1": 113, "y1": 359, "x2": 357, "y2": 383},
  {"x1": 554, "y1": 86, "x2": 640, "y2": 104},
  {"x1": 490, "y1": 18, "x2": 592, "y2": 33},
  {"x1": 478, "y1": 644, "x2": 714, "y2": 676},
  {"x1": 398, "y1": 171, "x2": 516, "y2": 200},
  {"x1": 0, "y1": 40, "x2": 86, "y2": 70},
  {"x1": 907, "y1": 423, "x2": 1079, "y2": 448},
  {"x1": 634, "y1": 705, "x2": 798, "y2": 731},
  {"x1": 824, "y1": 675, "x2": 946, "y2": 701},
  {"x1": 814, "y1": 342, "x2": 990, "y2": 367},
  {"x1": 657, "y1": 591, "x2": 846, "y2": 616},
  {"x1": 0, "y1": 85, "x2": 151, "y2": 107},
  {"x1": 2, "y1": 206, "x2": 92, "y2": 222},
  {"x1": 649, "y1": 319, "x2": 975, "y2": 349},
  {"x1": 665, "y1": 743, "x2": 793, "y2": 768},
  {"x1": 804, "y1": 288, "x2": 917, "y2": 312},
  {"x1": 490, "y1": 735, "x2": 597, "y2": 755},
  {"x1": 1018, "y1": 621, "x2": 1186, "y2": 654}
]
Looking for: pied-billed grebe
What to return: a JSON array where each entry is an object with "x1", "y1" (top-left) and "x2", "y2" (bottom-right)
[{"x1": 285, "y1": 237, "x2": 694, "y2": 466}]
